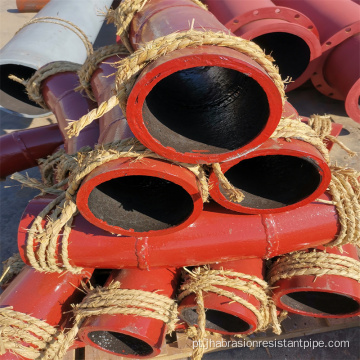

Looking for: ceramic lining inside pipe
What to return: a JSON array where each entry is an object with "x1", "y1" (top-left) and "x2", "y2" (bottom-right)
[
  {"x1": 87, "y1": 175, "x2": 194, "y2": 232},
  {"x1": 143, "y1": 66, "x2": 269, "y2": 154}
]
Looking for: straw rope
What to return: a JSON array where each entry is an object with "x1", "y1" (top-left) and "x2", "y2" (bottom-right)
[
  {"x1": 42, "y1": 281, "x2": 178, "y2": 360},
  {"x1": 14, "y1": 138, "x2": 208, "y2": 273},
  {"x1": 0, "y1": 254, "x2": 25, "y2": 287},
  {"x1": 107, "y1": 0, "x2": 208, "y2": 52},
  {"x1": 0, "y1": 307, "x2": 64, "y2": 359},
  {"x1": 15, "y1": 17, "x2": 93, "y2": 56},
  {"x1": 178, "y1": 267, "x2": 285, "y2": 360},
  {"x1": 267, "y1": 250, "x2": 360, "y2": 286},
  {"x1": 76, "y1": 44, "x2": 130, "y2": 101},
  {"x1": 9, "y1": 61, "x2": 81, "y2": 109},
  {"x1": 65, "y1": 29, "x2": 285, "y2": 139}
]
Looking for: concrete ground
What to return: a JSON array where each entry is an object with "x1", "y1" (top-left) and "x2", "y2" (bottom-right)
[{"x1": 0, "y1": 1, "x2": 359, "y2": 359}]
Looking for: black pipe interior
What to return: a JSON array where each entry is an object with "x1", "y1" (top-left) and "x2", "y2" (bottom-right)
[
  {"x1": 252, "y1": 32, "x2": 310, "y2": 81},
  {"x1": 87, "y1": 175, "x2": 194, "y2": 232},
  {"x1": 181, "y1": 308, "x2": 251, "y2": 333},
  {"x1": 88, "y1": 331, "x2": 153, "y2": 356},
  {"x1": 143, "y1": 66, "x2": 269, "y2": 154},
  {"x1": 281, "y1": 292, "x2": 360, "y2": 315},
  {"x1": 223, "y1": 155, "x2": 321, "y2": 209},
  {"x1": 0, "y1": 64, "x2": 48, "y2": 115}
]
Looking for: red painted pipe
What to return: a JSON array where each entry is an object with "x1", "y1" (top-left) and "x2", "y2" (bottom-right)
[
  {"x1": 41, "y1": 69, "x2": 99, "y2": 154},
  {"x1": 78, "y1": 268, "x2": 180, "y2": 358},
  {"x1": 204, "y1": 0, "x2": 322, "y2": 91},
  {"x1": 16, "y1": 0, "x2": 50, "y2": 12},
  {"x1": 18, "y1": 193, "x2": 340, "y2": 269},
  {"x1": 179, "y1": 259, "x2": 264, "y2": 335},
  {"x1": 270, "y1": 244, "x2": 360, "y2": 318},
  {"x1": 273, "y1": 0, "x2": 360, "y2": 123},
  {"x1": 208, "y1": 137, "x2": 331, "y2": 214},
  {"x1": 0, "y1": 266, "x2": 93, "y2": 359},
  {"x1": 0, "y1": 124, "x2": 63, "y2": 179},
  {"x1": 76, "y1": 55, "x2": 203, "y2": 237},
  {"x1": 123, "y1": 0, "x2": 283, "y2": 164}
]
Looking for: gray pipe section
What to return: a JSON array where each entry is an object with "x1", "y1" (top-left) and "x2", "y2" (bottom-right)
[{"x1": 0, "y1": 0, "x2": 113, "y2": 118}]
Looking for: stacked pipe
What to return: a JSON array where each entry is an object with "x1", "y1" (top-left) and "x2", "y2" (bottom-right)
[{"x1": 1, "y1": 0, "x2": 360, "y2": 359}]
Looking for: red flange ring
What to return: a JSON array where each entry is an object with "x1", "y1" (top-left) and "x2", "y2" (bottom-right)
[
  {"x1": 208, "y1": 138, "x2": 331, "y2": 214},
  {"x1": 226, "y1": 6, "x2": 322, "y2": 91},
  {"x1": 126, "y1": 46, "x2": 283, "y2": 164},
  {"x1": 76, "y1": 157, "x2": 203, "y2": 237},
  {"x1": 272, "y1": 275, "x2": 360, "y2": 318}
]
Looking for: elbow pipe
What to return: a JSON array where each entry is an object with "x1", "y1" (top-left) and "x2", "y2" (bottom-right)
[
  {"x1": 0, "y1": 266, "x2": 93, "y2": 358},
  {"x1": 18, "y1": 194, "x2": 339, "y2": 270},
  {"x1": 0, "y1": 0, "x2": 113, "y2": 117},
  {"x1": 204, "y1": 0, "x2": 322, "y2": 91},
  {"x1": 78, "y1": 268, "x2": 180, "y2": 358},
  {"x1": 0, "y1": 124, "x2": 63, "y2": 179},
  {"x1": 273, "y1": 0, "x2": 360, "y2": 123},
  {"x1": 41, "y1": 68, "x2": 99, "y2": 154},
  {"x1": 178, "y1": 259, "x2": 264, "y2": 336},
  {"x1": 16, "y1": 0, "x2": 50, "y2": 12},
  {"x1": 269, "y1": 244, "x2": 360, "y2": 318},
  {"x1": 124, "y1": 0, "x2": 283, "y2": 164},
  {"x1": 75, "y1": 55, "x2": 204, "y2": 237},
  {"x1": 208, "y1": 137, "x2": 331, "y2": 214}
]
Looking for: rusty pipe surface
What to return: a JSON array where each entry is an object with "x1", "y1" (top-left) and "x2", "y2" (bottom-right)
[
  {"x1": 0, "y1": 124, "x2": 63, "y2": 179},
  {"x1": 16, "y1": 0, "x2": 50, "y2": 12},
  {"x1": 179, "y1": 259, "x2": 264, "y2": 335},
  {"x1": 79, "y1": 268, "x2": 180, "y2": 358},
  {"x1": 270, "y1": 244, "x2": 360, "y2": 318},
  {"x1": 204, "y1": 0, "x2": 322, "y2": 91},
  {"x1": 75, "y1": 55, "x2": 203, "y2": 237},
  {"x1": 123, "y1": 0, "x2": 283, "y2": 164},
  {"x1": 273, "y1": 0, "x2": 360, "y2": 123},
  {"x1": 18, "y1": 193, "x2": 339, "y2": 269},
  {"x1": 41, "y1": 69, "x2": 99, "y2": 154},
  {"x1": 0, "y1": 266, "x2": 93, "y2": 359}
]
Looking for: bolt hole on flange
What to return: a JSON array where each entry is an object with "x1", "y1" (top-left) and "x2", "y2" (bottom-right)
[
  {"x1": 88, "y1": 331, "x2": 153, "y2": 357},
  {"x1": 252, "y1": 33, "x2": 311, "y2": 81},
  {"x1": 281, "y1": 292, "x2": 360, "y2": 316},
  {"x1": 223, "y1": 155, "x2": 321, "y2": 209},
  {"x1": 87, "y1": 176, "x2": 194, "y2": 232},
  {"x1": 181, "y1": 308, "x2": 251, "y2": 333},
  {"x1": 143, "y1": 66, "x2": 269, "y2": 154}
]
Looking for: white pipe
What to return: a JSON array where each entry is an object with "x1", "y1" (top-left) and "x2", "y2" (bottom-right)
[{"x1": 0, "y1": 0, "x2": 113, "y2": 118}]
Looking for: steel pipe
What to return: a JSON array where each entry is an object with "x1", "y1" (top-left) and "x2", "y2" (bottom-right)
[
  {"x1": 0, "y1": 124, "x2": 63, "y2": 179},
  {"x1": 208, "y1": 137, "x2": 331, "y2": 214},
  {"x1": 270, "y1": 244, "x2": 360, "y2": 318},
  {"x1": 41, "y1": 67, "x2": 99, "y2": 154},
  {"x1": 179, "y1": 259, "x2": 264, "y2": 335},
  {"x1": 123, "y1": 0, "x2": 283, "y2": 164},
  {"x1": 0, "y1": 266, "x2": 93, "y2": 358},
  {"x1": 78, "y1": 268, "x2": 180, "y2": 358},
  {"x1": 273, "y1": 0, "x2": 360, "y2": 123},
  {"x1": 16, "y1": 0, "x2": 50, "y2": 12},
  {"x1": 0, "y1": 0, "x2": 112, "y2": 117},
  {"x1": 204, "y1": 0, "x2": 322, "y2": 91},
  {"x1": 18, "y1": 194, "x2": 340, "y2": 269},
  {"x1": 76, "y1": 55, "x2": 203, "y2": 237}
]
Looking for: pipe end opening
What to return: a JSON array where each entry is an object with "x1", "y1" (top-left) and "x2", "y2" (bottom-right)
[
  {"x1": 87, "y1": 175, "x2": 194, "y2": 232},
  {"x1": 88, "y1": 331, "x2": 154, "y2": 356}
]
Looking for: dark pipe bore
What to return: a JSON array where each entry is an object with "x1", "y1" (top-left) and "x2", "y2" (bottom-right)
[
  {"x1": 0, "y1": 64, "x2": 48, "y2": 115},
  {"x1": 143, "y1": 66, "x2": 269, "y2": 154},
  {"x1": 87, "y1": 175, "x2": 194, "y2": 232},
  {"x1": 88, "y1": 331, "x2": 153, "y2": 356},
  {"x1": 252, "y1": 32, "x2": 310, "y2": 81},
  {"x1": 181, "y1": 308, "x2": 251, "y2": 333},
  {"x1": 281, "y1": 292, "x2": 360, "y2": 315},
  {"x1": 223, "y1": 155, "x2": 321, "y2": 209}
]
